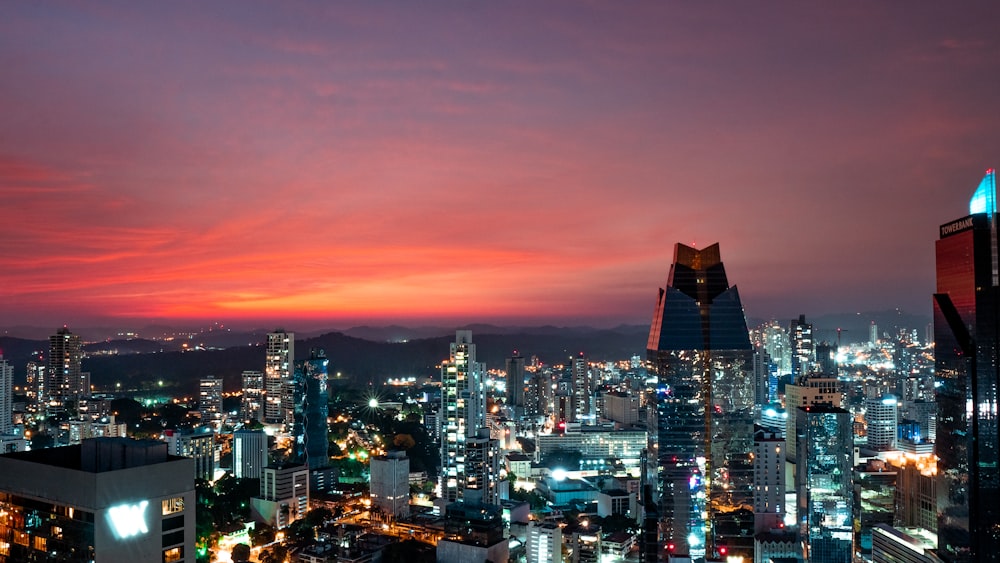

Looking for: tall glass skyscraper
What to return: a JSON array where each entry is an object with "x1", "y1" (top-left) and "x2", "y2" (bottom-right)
[
  {"x1": 795, "y1": 405, "x2": 852, "y2": 563},
  {"x1": 646, "y1": 243, "x2": 755, "y2": 561},
  {"x1": 292, "y1": 348, "x2": 329, "y2": 470},
  {"x1": 934, "y1": 169, "x2": 1000, "y2": 562}
]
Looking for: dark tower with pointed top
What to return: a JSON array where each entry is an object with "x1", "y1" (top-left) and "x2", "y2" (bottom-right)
[{"x1": 647, "y1": 243, "x2": 754, "y2": 561}]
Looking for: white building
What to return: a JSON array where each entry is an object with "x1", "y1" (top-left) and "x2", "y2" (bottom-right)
[
  {"x1": 439, "y1": 330, "x2": 486, "y2": 502},
  {"x1": 251, "y1": 463, "x2": 309, "y2": 528},
  {"x1": 370, "y1": 450, "x2": 410, "y2": 519},
  {"x1": 163, "y1": 429, "x2": 215, "y2": 481},
  {"x1": 233, "y1": 429, "x2": 267, "y2": 479},
  {"x1": 198, "y1": 375, "x2": 223, "y2": 424},
  {"x1": 264, "y1": 330, "x2": 294, "y2": 425},
  {"x1": 865, "y1": 394, "x2": 899, "y2": 451},
  {"x1": 526, "y1": 521, "x2": 563, "y2": 563}
]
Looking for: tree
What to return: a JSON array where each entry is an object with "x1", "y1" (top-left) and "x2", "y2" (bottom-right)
[
  {"x1": 230, "y1": 543, "x2": 251, "y2": 563},
  {"x1": 393, "y1": 434, "x2": 416, "y2": 449}
]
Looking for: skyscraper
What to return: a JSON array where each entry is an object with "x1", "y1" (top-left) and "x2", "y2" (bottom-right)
[
  {"x1": 0, "y1": 356, "x2": 12, "y2": 437},
  {"x1": 241, "y1": 370, "x2": 264, "y2": 423},
  {"x1": 439, "y1": 330, "x2": 485, "y2": 502},
  {"x1": 264, "y1": 330, "x2": 294, "y2": 425},
  {"x1": 934, "y1": 168, "x2": 1000, "y2": 562},
  {"x1": 789, "y1": 315, "x2": 815, "y2": 379},
  {"x1": 795, "y1": 405, "x2": 852, "y2": 563},
  {"x1": 47, "y1": 327, "x2": 82, "y2": 412},
  {"x1": 233, "y1": 429, "x2": 267, "y2": 479},
  {"x1": 571, "y1": 354, "x2": 593, "y2": 423},
  {"x1": 291, "y1": 349, "x2": 329, "y2": 470},
  {"x1": 198, "y1": 375, "x2": 223, "y2": 425},
  {"x1": 370, "y1": 450, "x2": 410, "y2": 519},
  {"x1": 646, "y1": 242, "x2": 755, "y2": 560},
  {"x1": 506, "y1": 353, "x2": 526, "y2": 419}
]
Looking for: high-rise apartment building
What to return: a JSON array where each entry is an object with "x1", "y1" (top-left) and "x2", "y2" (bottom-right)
[
  {"x1": 163, "y1": 429, "x2": 215, "y2": 481},
  {"x1": 464, "y1": 427, "x2": 502, "y2": 506},
  {"x1": 198, "y1": 375, "x2": 223, "y2": 425},
  {"x1": 241, "y1": 370, "x2": 264, "y2": 423},
  {"x1": 47, "y1": 327, "x2": 82, "y2": 412},
  {"x1": 439, "y1": 330, "x2": 485, "y2": 502},
  {"x1": 646, "y1": 242, "x2": 755, "y2": 560},
  {"x1": 795, "y1": 405, "x2": 852, "y2": 563},
  {"x1": 0, "y1": 356, "x2": 12, "y2": 436},
  {"x1": 264, "y1": 330, "x2": 294, "y2": 425},
  {"x1": 291, "y1": 349, "x2": 329, "y2": 470},
  {"x1": 865, "y1": 394, "x2": 899, "y2": 451},
  {"x1": 789, "y1": 315, "x2": 815, "y2": 379},
  {"x1": 526, "y1": 521, "x2": 563, "y2": 563},
  {"x1": 571, "y1": 355, "x2": 593, "y2": 423},
  {"x1": 505, "y1": 353, "x2": 526, "y2": 419},
  {"x1": 934, "y1": 168, "x2": 1000, "y2": 562},
  {"x1": 784, "y1": 375, "x2": 843, "y2": 460}
]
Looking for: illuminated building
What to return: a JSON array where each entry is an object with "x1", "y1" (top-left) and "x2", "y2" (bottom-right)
[
  {"x1": 784, "y1": 375, "x2": 843, "y2": 460},
  {"x1": 291, "y1": 349, "x2": 329, "y2": 470},
  {"x1": 865, "y1": 394, "x2": 899, "y2": 451},
  {"x1": 566, "y1": 521, "x2": 601, "y2": 563},
  {"x1": 854, "y1": 463, "x2": 897, "y2": 560},
  {"x1": 370, "y1": 450, "x2": 410, "y2": 519},
  {"x1": 0, "y1": 356, "x2": 11, "y2": 436},
  {"x1": 886, "y1": 452, "x2": 937, "y2": 532},
  {"x1": 46, "y1": 327, "x2": 82, "y2": 413},
  {"x1": 240, "y1": 370, "x2": 264, "y2": 423},
  {"x1": 251, "y1": 463, "x2": 308, "y2": 529},
  {"x1": 233, "y1": 429, "x2": 267, "y2": 480},
  {"x1": 753, "y1": 429, "x2": 786, "y2": 534},
  {"x1": 789, "y1": 315, "x2": 815, "y2": 379},
  {"x1": 872, "y1": 525, "x2": 939, "y2": 563},
  {"x1": 464, "y1": 428, "x2": 501, "y2": 506},
  {"x1": 438, "y1": 501, "x2": 508, "y2": 563},
  {"x1": 602, "y1": 391, "x2": 641, "y2": 427},
  {"x1": 934, "y1": 168, "x2": 1000, "y2": 562},
  {"x1": 526, "y1": 521, "x2": 562, "y2": 563},
  {"x1": 535, "y1": 427, "x2": 647, "y2": 468},
  {"x1": 0, "y1": 437, "x2": 195, "y2": 563},
  {"x1": 795, "y1": 405, "x2": 852, "y2": 563},
  {"x1": 162, "y1": 429, "x2": 215, "y2": 482},
  {"x1": 197, "y1": 375, "x2": 223, "y2": 425},
  {"x1": 439, "y1": 330, "x2": 486, "y2": 503},
  {"x1": 646, "y1": 242, "x2": 755, "y2": 559},
  {"x1": 571, "y1": 355, "x2": 593, "y2": 423},
  {"x1": 264, "y1": 330, "x2": 294, "y2": 425},
  {"x1": 506, "y1": 353, "x2": 526, "y2": 419}
]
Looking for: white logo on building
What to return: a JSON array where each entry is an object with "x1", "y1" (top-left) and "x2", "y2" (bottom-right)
[{"x1": 107, "y1": 500, "x2": 149, "y2": 539}]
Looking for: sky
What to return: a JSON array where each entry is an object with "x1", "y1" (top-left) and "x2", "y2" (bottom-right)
[{"x1": 3, "y1": 2, "x2": 1000, "y2": 330}]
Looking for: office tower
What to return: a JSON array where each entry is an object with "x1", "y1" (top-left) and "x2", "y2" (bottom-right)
[
  {"x1": 646, "y1": 242, "x2": 755, "y2": 559},
  {"x1": 784, "y1": 375, "x2": 843, "y2": 459},
  {"x1": 505, "y1": 353, "x2": 526, "y2": 418},
  {"x1": 934, "y1": 168, "x2": 1000, "y2": 562},
  {"x1": 241, "y1": 370, "x2": 264, "y2": 423},
  {"x1": 870, "y1": 321, "x2": 879, "y2": 347},
  {"x1": 526, "y1": 521, "x2": 563, "y2": 563},
  {"x1": 865, "y1": 394, "x2": 898, "y2": 451},
  {"x1": 531, "y1": 369, "x2": 553, "y2": 421},
  {"x1": 602, "y1": 391, "x2": 640, "y2": 427},
  {"x1": 233, "y1": 429, "x2": 267, "y2": 479},
  {"x1": 571, "y1": 355, "x2": 593, "y2": 422},
  {"x1": 163, "y1": 429, "x2": 215, "y2": 481},
  {"x1": 0, "y1": 356, "x2": 11, "y2": 436},
  {"x1": 789, "y1": 315, "x2": 815, "y2": 378},
  {"x1": 439, "y1": 330, "x2": 485, "y2": 502},
  {"x1": 198, "y1": 375, "x2": 223, "y2": 424},
  {"x1": 887, "y1": 452, "x2": 937, "y2": 533},
  {"x1": 464, "y1": 427, "x2": 502, "y2": 506},
  {"x1": 752, "y1": 347, "x2": 772, "y2": 406},
  {"x1": 264, "y1": 330, "x2": 294, "y2": 425},
  {"x1": 815, "y1": 342, "x2": 837, "y2": 376},
  {"x1": 795, "y1": 405, "x2": 852, "y2": 563},
  {"x1": 754, "y1": 428, "x2": 786, "y2": 534},
  {"x1": 251, "y1": 463, "x2": 309, "y2": 529},
  {"x1": 370, "y1": 450, "x2": 410, "y2": 519},
  {"x1": 291, "y1": 349, "x2": 329, "y2": 470},
  {"x1": 763, "y1": 321, "x2": 792, "y2": 376},
  {"x1": 46, "y1": 327, "x2": 82, "y2": 411},
  {"x1": 0, "y1": 437, "x2": 195, "y2": 563}
]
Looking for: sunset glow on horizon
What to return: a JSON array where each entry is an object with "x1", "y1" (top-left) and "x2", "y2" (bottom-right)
[{"x1": 4, "y1": 3, "x2": 1000, "y2": 328}]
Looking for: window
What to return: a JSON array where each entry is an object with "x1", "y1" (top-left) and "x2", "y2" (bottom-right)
[
  {"x1": 162, "y1": 497, "x2": 185, "y2": 515},
  {"x1": 163, "y1": 546, "x2": 183, "y2": 562}
]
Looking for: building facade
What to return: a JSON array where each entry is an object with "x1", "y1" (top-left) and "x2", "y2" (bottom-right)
[
  {"x1": 240, "y1": 370, "x2": 264, "y2": 423},
  {"x1": 934, "y1": 168, "x2": 1000, "y2": 562},
  {"x1": 291, "y1": 349, "x2": 329, "y2": 470},
  {"x1": 0, "y1": 437, "x2": 195, "y2": 563},
  {"x1": 370, "y1": 451, "x2": 410, "y2": 519},
  {"x1": 795, "y1": 405, "x2": 852, "y2": 563},
  {"x1": 46, "y1": 327, "x2": 83, "y2": 412},
  {"x1": 646, "y1": 242, "x2": 755, "y2": 560},
  {"x1": 439, "y1": 330, "x2": 486, "y2": 502},
  {"x1": 264, "y1": 330, "x2": 294, "y2": 425},
  {"x1": 233, "y1": 429, "x2": 267, "y2": 480}
]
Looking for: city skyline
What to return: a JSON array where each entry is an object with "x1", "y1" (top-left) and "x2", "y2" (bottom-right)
[{"x1": 4, "y1": 3, "x2": 1000, "y2": 328}]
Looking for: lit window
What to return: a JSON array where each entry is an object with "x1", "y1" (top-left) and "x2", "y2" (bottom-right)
[
  {"x1": 162, "y1": 498, "x2": 185, "y2": 515},
  {"x1": 163, "y1": 546, "x2": 183, "y2": 562}
]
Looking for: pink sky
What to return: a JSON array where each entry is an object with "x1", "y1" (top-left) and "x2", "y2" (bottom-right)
[{"x1": 3, "y1": 2, "x2": 1000, "y2": 328}]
